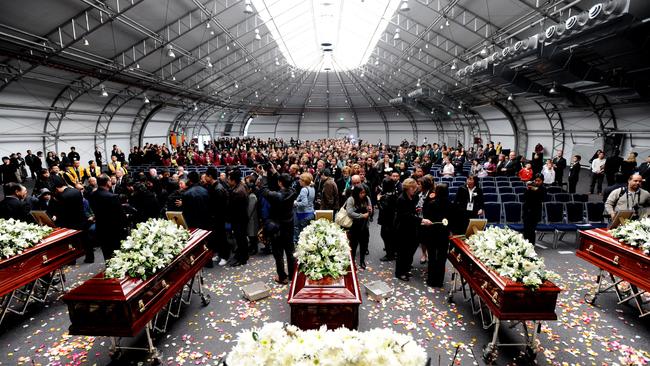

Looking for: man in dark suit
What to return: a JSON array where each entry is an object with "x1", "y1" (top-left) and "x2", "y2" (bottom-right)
[
  {"x1": 175, "y1": 172, "x2": 211, "y2": 231},
  {"x1": 522, "y1": 175, "x2": 546, "y2": 245},
  {"x1": 204, "y1": 167, "x2": 229, "y2": 266},
  {"x1": 226, "y1": 169, "x2": 250, "y2": 267},
  {"x1": 0, "y1": 183, "x2": 30, "y2": 222},
  {"x1": 639, "y1": 155, "x2": 650, "y2": 192},
  {"x1": 553, "y1": 150, "x2": 567, "y2": 186},
  {"x1": 68, "y1": 147, "x2": 81, "y2": 163},
  {"x1": 604, "y1": 149, "x2": 623, "y2": 186},
  {"x1": 51, "y1": 180, "x2": 93, "y2": 262},
  {"x1": 568, "y1": 155, "x2": 582, "y2": 193},
  {"x1": 89, "y1": 174, "x2": 126, "y2": 261},
  {"x1": 502, "y1": 152, "x2": 521, "y2": 176}
]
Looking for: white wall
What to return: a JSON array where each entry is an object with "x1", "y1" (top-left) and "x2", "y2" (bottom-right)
[{"x1": 474, "y1": 105, "x2": 516, "y2": 151}]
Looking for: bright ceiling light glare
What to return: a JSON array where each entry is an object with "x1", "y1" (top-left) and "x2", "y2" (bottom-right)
[
  {"x1": 244, "y1": 0, "x2": 254, "y2": 14},
  {"x1": 480, "y1": 43, "x2": 489, "y2": 57},
  {"x1": 206, "y1": 22, "x2": 211, "y2": 29},
  {"x1": 83, "y1": 37, "x2": 89, "y2": 46},
  {"x1": 549, "y1": 83, "x2": 557, "y2": 94},
  {"x1": 451, "y1": 60, "x2": 457, "y2": 70},
  {"x1": 254, "y1": 29, "x2": 261, "y2": 40},
  {"x1": 99, "y1": 84, "x2": 108, "y2": 97},
  {"x1": 143, "y1": 95, "x2": 150, "y2": 104},
  {"x1": 275, "y1": 57, "x2": 280, "y2": 66},
  {"x1": 206, "y1": 57, "x2": 212, "y2": 68},
  {"x1": 234, "y1": 81, "x2": 239, "y2": 89},
  {"x1": 252, "y1": 0, "x2": 402, "y2": 71},
  {"x1": 193, "y1": 103, "x2": 198, "y2": 111},
  {"x1": 445, "y1": 18, "x2": 450, "y2": 27},
  {"x1": 393, "y1": 28, "x2": 400, "y2": 40},
  {"x1": 166, "y1": 45, "x2": 175, "y2": 58},
  {"x1": 416, "y1": 78, "x2": 421, "y2": 87},
  {"x1": 507, "y1": 93, "x2": 514, "y2": 101},
  {"x1": 399, "y1": 0, "x2": 410, "y2": 12}
]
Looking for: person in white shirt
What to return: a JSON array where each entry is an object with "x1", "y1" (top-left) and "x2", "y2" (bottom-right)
[
  {"x1": 541, "y1": 159, "x2": 556, "y2": 185},
  {"x1": 441, "y1": 158, "x2": 455, "y2": 177},
  {"x1": 590, "y1": 151, "x2": 606, "y2": 194}
]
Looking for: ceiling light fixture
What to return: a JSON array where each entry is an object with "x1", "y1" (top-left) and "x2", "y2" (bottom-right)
[
  {"x1": 193, "y1": 103, "x2": 198, "y2": 111},
  {"x1": 99, "y1": 84, "x2": 108, "y2": 97},
  {"x1": 446, "y1": 18, "x2": 450, "y2": 27},
  {"x1": 206, "y1": 22, "x2": 211, "y2": 29},
  {"x1": 135, "y1": 63, "x2": 140, "y2": 69},
  {"x1": 206, "y1": 57, "x2": 212, "y2": 68},
  {"x1": 234, "y1": 81, "x2": 239, "y2": 89},
  {"x1": 244, "y1": 0, "x2": 253, "y2": 14},
  {"x1": 254, "y1": 29, "x2": 261, "y2": 40},
  {"x1": 416, "y1": 78, "x2": 421, "y2": 87},
  {"x1": 451, "y1": 60, "x2": 457, "y2": 70},
  {"x1": 83, "y1": 38, "x2": 89, "y2": 46},
  {"x1": 171, "y1": 75, "x2": 176, "y2": 81},
  {"x1": 143, "y1": 95, "x2": 150, "y2": 104},
  {"x1": 507, "y1": 93, "x2": 514, "y2": 101},
  {"x1": 480, "y1": 43, "x2": 489, "y2": 57},
  {"x1": 166, "y1": 45, "x2": 175, "y2": 58},
  {"x1": 393, "y1": 28, "x2": 400, "y2": 40},
  {"x1": 549, "y1": 82, "x2": 557, "y2": 94},
  {"x1": 399, "y1": 0, "x2": 410, "y2": 12},
  {"x1": 275, "y1": 57, "x2": 280, "y2": 66}
]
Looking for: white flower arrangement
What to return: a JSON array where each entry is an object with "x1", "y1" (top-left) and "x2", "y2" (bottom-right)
[
  {"x1": 105, "y1": 219, "x2": 190, "y2": 280},
  {"x1": 610, "y1": 218, "x2": 650, "y2": 255},
  {"x1": 295, "y1": 219, "x2": 350, "y2": 280},
  {"x1": 465, "y1": 226, "x2": 553, "y2": 289},
  {"x1": 226, "y1": 322, "x2": 428, "y2": 366},
  {"x1": 0, "y1": 218, "x2": 53, "y2": 260}
]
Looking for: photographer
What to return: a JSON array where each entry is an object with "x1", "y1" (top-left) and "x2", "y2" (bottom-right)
[
  {"x1": 605, "y1": 174, "x2": 650, "y2": 220},
  {"x1": 522, "y1": 174, "x2": 546, "y2": 244}
]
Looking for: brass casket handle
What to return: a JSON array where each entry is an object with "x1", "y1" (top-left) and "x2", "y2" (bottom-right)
[
  {"x1": 189, "y1": 255, "x2": 196, "y2": 265},
  {"x1": 138, "y1": 299, "x2": 145, "y2": 313}
]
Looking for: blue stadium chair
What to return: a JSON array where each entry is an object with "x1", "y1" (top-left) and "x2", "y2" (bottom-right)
[
  {"x1": 481, "y1": 181, "x2": 496, "y2": 187},
  {"x1": 511, "y1": 181, "x2": 525, "y2": 188},
  {"x1": 543, "y1": 202, "x2": 576, "y2": 248},
  {"x1": 554, "y1": 193, "x2": 571, "y2": 203},
  {"x1": 586, "y1": 202, "x2": 609, "y2": 229},
  {"x1": 500, "y1": 193, "x2": 518, "y2": 203},
  {"x1": 483, "y1": 187, "x2": 497, "y2": 194},
  {"x1": 449, "y1": 193, "x2": 456, "y2": 202},
  {"x1": 484, "y1": 193, "x2": 499, "y2": 203},
  {"x1": 572, "y1": 194, "x2": 588, "y2": 203},
  {"x1": 547, "y1": 186, "x2": 562, "y2": 194},
  {"x1": 495, "y1": 176, "x2": 509, "y2": 181},
  {"x1": 451, "y1": 181, "x2": 464, "y2": 187},
  {"x1": 449, "y1": 187, "x2": 458, "y2": 194},
  {"x1": 503, "y1": 202, "x2": 524, "y2": 231},
  {"x1": 566, "y1": 202, "x2": 591, "y2": 232},
  {"x1": 483, "y1": 202, "x2": 502, "y2": 226},
  {"x1": 497, "y1": 180, "x2": 511, "y2": 187},
  {"x1": 514, "y1": 186, "x2": 527, "y2": 195},
  {"x1": 454, "y1": 176, "x2": 467, "y2": 182},
  {"x1": 498, "y1": 187, "x2": 514, "y2": 194},
  {"x1": 517, "y1": 193, "x2": 525, "y2": 202}
]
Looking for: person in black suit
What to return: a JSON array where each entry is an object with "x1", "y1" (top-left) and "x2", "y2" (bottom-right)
[
  {"x1": 421, "y1": 181, "x2": 452, "y2": 287},
  {"x1": 204, "y1": 167, "x2": 230, "y2": 266},
  {"x1": 522, "y1": 174, "x2": 546, "y2": 245},
  {"x1": 394, "y1": 178, "x2": 433, "y2": 281},
  {"x1": 453, "y1": 175, "x2": 484, "y2": 234},
  {"x1": 175, "y1": 172, "x2": 210, "y2": 230},
  {"x1": 227, "y1": 169, "x2": 251, "y2": 267},
  {"x1": 639, "y1": 155, "x2": 650, "y2": 192},
  {"x1": 0, "y1": 183, "x2": 30, "y2": 222},
  {"x1": 0, "y1": 156, "x2": 19, "y2": 185},
  {"x1": 553, "y1": 150, "x2": 567, "y2": 186},
  {"x1": 568, "y1": 155, "x2": 582, "y2": 194},
  {"x1": 502, "y1": 152, "x2": 521, "y2": 176},
  {"x1": 89, "y1": 174, "x2": 127, "y2": 261},
  {"x1": 52, "y1": 180, "x2": 93, "y2": 262},
  {"x1": 604, "y1": 149, "x2": 623, "y2": 186}
]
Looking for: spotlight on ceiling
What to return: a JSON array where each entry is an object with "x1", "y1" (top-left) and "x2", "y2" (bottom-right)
[
  {"x1": 416, "y1": 78, "x2": 421, "y2": 87},
  {"x1": 244, "y1": 0, "x2": 253, "y2": 14},
  {"x1": 234, "y1": 81, "x2": 239, "y2": 89},
  {"x1": 206, "y1": 22, "x2": 211, "y2": 29},
  {"x1": 275, "y1": 57, "x2": 280, "y2": 66},
  {"x1": 193, "y1": 103, "x2": 198, "y2": 111},
  {"x1": 171, "y1": 75, "x2": 176, "y2": 81},
  {"x1": 166, "y1": 45, "x2": 175, "y2": 58},
  {"x1": 480, "y1": 44, "x2": 488, "y2": 57},
  {"x1": 393, "y1": 28, "x2": 400, "y2": 40},
  {"x1": 450, "y1": 60, "x2": 457, "y2": 70},
  {"x1": 549, "y1": 82, "x2": 558, "y2": 94},
  {"x1": 143, "y1": 95, "x2": 150, "y2": 104},
  {"x1": 507, "y1": 93, "x2": 514, "y2": 101},
  {"x1": 99, "y1": 84, "x2": 108, "y2": 97},
  {"x1": 254, "y1": 29, "x2": 261, "y2": 40},
  {"x1": 399, "y1": 0, "x2": 410, "y2": 12},
  {"x1": 83, "y1": 38, "x2": 89, "y2": 46},
  {"x1": 206, "y1": 57, "x2": 212, "y2": 68},
  {"x1": 291, "y1": 70, "x2": 296, "y2": 78}
]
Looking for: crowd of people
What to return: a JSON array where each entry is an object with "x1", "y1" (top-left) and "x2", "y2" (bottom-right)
[{"x1": 1, "y1": 137, "x2": 649, "y2": 287}]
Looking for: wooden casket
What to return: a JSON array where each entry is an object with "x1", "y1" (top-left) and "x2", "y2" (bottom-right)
[
  {"x1": 288, "y1": 252, "x2": 362, "y2": 330},
  {"x1": 577, "y1": 228, "x2": 650, "y2": 292},
  {"x1": 63, "y1": 229, "x2": 211, "y2": 337},
  {"x1": 448, "y1": 237, "x2": 560, "y2": 320},
  {"x1": 0, "y1": 228, "x2": 83, "y2": 297}
]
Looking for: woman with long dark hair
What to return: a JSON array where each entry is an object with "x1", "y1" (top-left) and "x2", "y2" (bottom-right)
[
  {"x1": 421, "y1": 182, "x2": 451, "y2": 287},
  {"x1": 345, "y1": 186, "x2": 371, "y2": 269}
]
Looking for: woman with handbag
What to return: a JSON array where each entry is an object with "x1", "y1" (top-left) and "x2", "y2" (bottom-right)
[
  {"x1": 344, "y1": 186, "x2": 371, "y2": 269},
  {"x1": 422, "y1": 182, "x2": 451, "y2": 287}
]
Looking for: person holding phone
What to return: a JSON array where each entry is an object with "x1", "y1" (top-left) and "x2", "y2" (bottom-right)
[{"x1": 522, "y1": 174, "x2": 546, "y2": 244}]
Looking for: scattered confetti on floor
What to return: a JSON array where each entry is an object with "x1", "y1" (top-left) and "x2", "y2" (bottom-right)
[{"x1": 1, "y1": 223, "x2": 649, "y2": 365}]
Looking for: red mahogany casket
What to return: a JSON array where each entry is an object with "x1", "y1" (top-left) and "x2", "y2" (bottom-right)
[
  {"x1": 63, "y1": 228, "x2": 211, "y2": 337},
  {"x1": 288, "y1": 251, "x2": 362, "y2": 330}
]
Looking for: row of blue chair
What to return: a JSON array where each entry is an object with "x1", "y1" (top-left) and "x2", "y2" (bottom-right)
[{"x1": 483, "y1": 202, "x2": 608, "y2": 248}]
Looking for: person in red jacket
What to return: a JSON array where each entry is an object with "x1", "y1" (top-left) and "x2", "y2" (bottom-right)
[{"x1": 518, "y1": 162, "x2": 533, "y2": 182}]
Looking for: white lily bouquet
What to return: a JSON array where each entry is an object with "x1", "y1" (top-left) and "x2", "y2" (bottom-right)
[
  {"x1": 465, "y1": 226, "x2": 554, "y2": 289},
  {"x1": 0, "y1": 218, "x2": 53, "y2": 260},
  {"x1": 226, "y1": 322, "x2": 428, "y2": 366},
  {"x1": 610, "y1": 217, "x2": 650, "y2": 255},
  {"x1": 295, "y1": 219, "x2": 350, "y2": 280},
  {"x1": 105, "y1": 218, "x2": 190, "y2": 280}
]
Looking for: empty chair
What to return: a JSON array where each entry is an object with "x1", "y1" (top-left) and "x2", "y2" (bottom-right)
[
  {"x1": 554, "y1": 193, "x2": 571, "y2": 203},
  {"x1": 586, "y1": 202, "x2": 609, "y2": 229},
  {"x1": 454, "y1": 176, "x2": 467, "y2": 182},
  {"x1": 500, "y1": 193, "x2": 518, "y2": 203},
  {"x1": 498, "y1": 187, "x2": 514, "y2": 194},
  {"x1": 503, "y1": 202, "x2": 524, "y2": 231},
  {"x1": 495, "y1": 176, "x2": 509, "y2": 181},
  {"x1": 483, "y1": 202, "x2": 502, "y2": 226},
  {"x1": 547, "y1": 186, "x2": 562, "y2": 194},
  {"x1": 451, "y1": 181, "x2": 464, "y2": 187},
  {"x1": 543, "y1": 202, "x2": 575, "y2": 248},
  {"x1": 566, "y1": 202, "x2": 590, "y2": 231},
  {"x1": 481, "y1": 181, "x2": 496, "y2": 187},
  {"x1": 484, "y1": 193, "x2": 499, "y2": 203},
  {"x1": 449, "y1": 193, "x2": 456, "y2": 202},
  {"x1": 517, "y1": 193, "x2": 526, "y2": 202},
  {"x1": 514, "y1": 186, "x2": 527, "y2": 195},
  {"x1": 497, "y1": 180, "x2": 511, "y2": 187},
  {"x1": 483, "y1": 187, "x2": 497, "y2": 194},
  {"x1": 572, "y1": 194, "x2": 588, "y2": 203},
  {"x1": 449, "y1": 187, "x2": 458, "y2": 194},
  {"x1": 511, "y1": 181, "x2": 525, "y2": 188},
  {"x1": 542, "y1": 193, "x2": 554, "y2": 202}
]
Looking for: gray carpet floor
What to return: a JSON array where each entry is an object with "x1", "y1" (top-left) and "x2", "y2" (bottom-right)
[{"x1": 1, "y1": 169, "x2": 649, "y2": 365}]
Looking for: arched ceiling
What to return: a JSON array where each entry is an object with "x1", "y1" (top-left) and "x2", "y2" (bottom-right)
[{"x1": 0, "y1": 0, "x2": 649, "y2": 150}]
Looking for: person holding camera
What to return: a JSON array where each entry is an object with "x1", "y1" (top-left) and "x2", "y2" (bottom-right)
[
  {"x1": 522, "y1": 174, "x2": 546, "y2": 245},
  {"x1": 605, "y1": 174, "x2": 650, "y2": 220}
]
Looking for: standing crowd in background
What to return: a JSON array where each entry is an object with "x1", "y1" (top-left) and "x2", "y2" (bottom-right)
[{"x1": 1, "y1": 137, "x2": 649, "y2": 287}]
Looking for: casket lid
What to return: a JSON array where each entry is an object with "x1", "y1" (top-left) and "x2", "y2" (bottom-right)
[
  {"x1": 63, "y1": 228, "x2": 210, "y2": 301},
  {"x1": 580, "y1": 228, "x2": 650, "y2": 260},
  {"x1": 0, "y1": 228, "x2": 80, "y2": 267}
]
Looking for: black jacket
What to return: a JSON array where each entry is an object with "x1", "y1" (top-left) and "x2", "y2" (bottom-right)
[
  {"x1": 568, "y1": 162, "x2": 581, "y2": 181},
  {"x1": 0, "y1": 196, "x2": 31, "y2": 222},
  {"x1": 454, "y1": 185, "x2": 484, "y2": 216},
  {"x1": 89, "y1": 188, "x2": 126, "y2": 241},
  {"x1": 52, "y1": 187, "x2": 85, "y2": 230},
  {"x1": 182, "y1": 184, "x2": 211, "y2": 229},
  {"x1": 261, "y1": 187, "x2": 297, "y2": 224},
  {"x1": 394, "y1": 192, "x2": 422, "y2": 237},
  {"x1": 523, "y1": 185, "x2": 546, "y2": 221}
]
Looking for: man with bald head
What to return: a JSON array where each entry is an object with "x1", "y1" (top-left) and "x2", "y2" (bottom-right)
[
  {"x1": 605, "y1": 174, "x2": 650, "y2": 220},
  {"x1": 502, "y1": 151, "x2": 521, "y2": 176}
]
